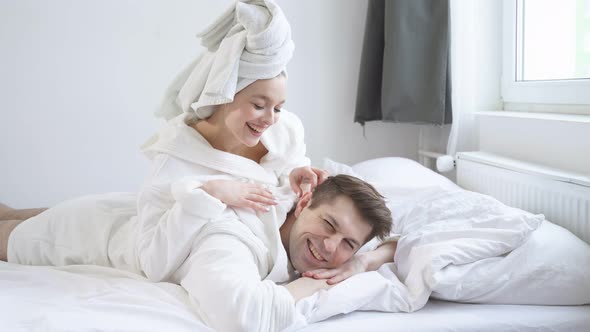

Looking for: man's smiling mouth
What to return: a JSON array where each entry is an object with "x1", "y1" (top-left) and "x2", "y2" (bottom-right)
[{"x1": 308, "y1": 239, "x2": 325, "y2": 261}]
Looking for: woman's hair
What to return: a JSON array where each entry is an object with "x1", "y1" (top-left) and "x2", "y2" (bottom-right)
[{"x1": 308, "y1": 175, "x2": 392, "y2": 242}]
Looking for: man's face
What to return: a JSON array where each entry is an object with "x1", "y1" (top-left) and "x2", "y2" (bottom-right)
[{"x1": 288, "y1": 195, "x2": 373, "y2": 273}]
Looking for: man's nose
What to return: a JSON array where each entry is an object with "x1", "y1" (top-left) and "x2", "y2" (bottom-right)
[{"x1": 323, "y1": 235, "x2": 341, "y2": 254}]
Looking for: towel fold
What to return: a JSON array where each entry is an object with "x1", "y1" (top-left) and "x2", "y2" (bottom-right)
[{"x1": 157, "y1": 0, "x2": 294, "y2": 120}]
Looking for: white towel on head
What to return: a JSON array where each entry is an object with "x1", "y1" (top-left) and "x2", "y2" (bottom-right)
[{"x1": 156, "y1": 0, "x2": 294, "y2": 121}]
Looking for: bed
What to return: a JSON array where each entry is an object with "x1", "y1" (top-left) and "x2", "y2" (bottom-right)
[{"x1": 2, "y1": 156, "x2": 589, "y2": 331}]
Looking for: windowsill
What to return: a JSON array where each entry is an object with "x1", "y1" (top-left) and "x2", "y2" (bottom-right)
[{"x1": 475, "y1": 111, "x2": 590, "y2": 124}]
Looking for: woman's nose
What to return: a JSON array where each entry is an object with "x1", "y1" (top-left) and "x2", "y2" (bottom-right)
[{"x1": 262, "y1": 108, "x2": 275, "y2": 125}]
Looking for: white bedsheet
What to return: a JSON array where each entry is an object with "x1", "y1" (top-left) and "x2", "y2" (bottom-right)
[
  {"x1": 0, "y1": 262, "x2": 211, "y2": 332},
  {"x1": 300, "y1": 300, "x2": 590, "y2": 332},
  {"x1": 2, "y1": 260, "x2": 588, "y2": 332}
]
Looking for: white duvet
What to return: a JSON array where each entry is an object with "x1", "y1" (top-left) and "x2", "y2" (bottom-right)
[
  {"x1": 3, "y1": 158, "x2": 590, "y2": 331},
  {"x1": 289, "y1": 158, "x2": 590, "y2": 328},
  {"x1": 291, "y1": 186, "x2": 545, "y2": 326}
]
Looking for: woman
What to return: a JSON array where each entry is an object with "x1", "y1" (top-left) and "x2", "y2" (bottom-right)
[
  {"x1": 1, "y1": 0, "x2": 324, "y2": 280},
  {"x1": 2, "y1": 0, "x2": 394, "y2": 287}
]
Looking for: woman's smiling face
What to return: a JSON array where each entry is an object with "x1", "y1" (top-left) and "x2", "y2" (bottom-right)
[{"x1": 222, "y1": 75, "x2": 286, "y2": 147}]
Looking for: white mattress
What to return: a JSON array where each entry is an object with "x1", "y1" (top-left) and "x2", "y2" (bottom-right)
[
  {"x1": 300, "y1": 300, "x2": 590, "y2": 332},
  {"x1": 1, "y1": 261, "x2": 588, "y2": 332}
]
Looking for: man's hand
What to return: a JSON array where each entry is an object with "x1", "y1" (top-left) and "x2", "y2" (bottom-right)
[
  {"x1": 289, "y1": 167, "x2": 329, "y2": 197},
  {"x1": 284, "y1": 277, "x2": 333, "y2": 302},
  {"x1": 302, "y1": 253, "x2": 370, "y2": 285},
  {"x1": 302, "y1": 241, "x2": 398, "y2": 285},
  {"x1": 202, "y1": 180, "x2": 277, "y2": 213}
]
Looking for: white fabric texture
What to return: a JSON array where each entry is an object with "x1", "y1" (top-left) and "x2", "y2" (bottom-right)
[
  {"x1": 293, "y1": 184, "x2": 543, "y2": 326},
  {"x1": 0, "y1": 262, "x2": 212, "y2": 332},
  {"x1": 171, "y1": 220, "x2": 298, "y2": 332},
  {"x1": 3, "y1": 263, "x2": 588, "y2": 332},
  {"x1": 8, "y1": 110, "x2": 309, "y2": 332},
  {"x1": 297, "y1": 299, "x2": 590, "y2": 332},
  {"x1": 138, "y1": 110, "x2": 309, "y2": 283},
  {"x1": 156, "y1": 0, "x2": 294, "y2": 120},
  {"x1": 431, "y1": 219, "x2": 590, "y2": 305},
  {"x1": 289, "y1": 157, "x2": 590, "y2": 327}
]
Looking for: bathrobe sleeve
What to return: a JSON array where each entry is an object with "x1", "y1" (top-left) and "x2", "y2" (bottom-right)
[
  {"x1": 263, "y1": 110, "x2": 311, "y2": 215},
  {"x1": 136, "y1": 155, "x2": 229, "y2": 282},
  {"x1": 180, "y1": 232, "x2": 296, "y2": 332}
]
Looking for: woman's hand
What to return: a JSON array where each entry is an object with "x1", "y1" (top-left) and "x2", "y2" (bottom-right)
[
  {"x1": 302, "y1": 253, "x2": 370, "y2": 285},
  {"x1": 289, "y1": 166, "x2": 330, "y2": 197},
  {"x1": 201, "y1": 180, "x2": 277, "y2": 213}
]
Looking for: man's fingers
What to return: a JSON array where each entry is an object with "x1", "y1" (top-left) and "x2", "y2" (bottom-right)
[
  {"x1": 327, "y1": 274, "x2": 345, "y2": 285},
  {"x1": 314, "y1": 269, "x2": 340, "y2": 279},
  {"x1": 302, "y1": 269, "x2": 327, "y2": 278}
]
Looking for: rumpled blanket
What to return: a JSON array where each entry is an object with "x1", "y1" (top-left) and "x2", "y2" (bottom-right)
[{"x1": 290, "y1": 186, "x2": 543, "y2": 328}]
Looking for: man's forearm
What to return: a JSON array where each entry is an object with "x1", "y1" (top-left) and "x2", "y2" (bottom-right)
[{"x1": 364, "y1": 241, "x2": 397, "y2": 271}]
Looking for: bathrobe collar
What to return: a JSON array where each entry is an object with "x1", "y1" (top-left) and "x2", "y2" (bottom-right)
[{"x1": 142, "y1": 112, "x2": 294, "y2": 186}]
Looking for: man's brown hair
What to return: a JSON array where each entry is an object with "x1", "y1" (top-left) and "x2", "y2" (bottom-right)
[{"x1": 308, "y1": 175, "x2": 392, "y2": 242}]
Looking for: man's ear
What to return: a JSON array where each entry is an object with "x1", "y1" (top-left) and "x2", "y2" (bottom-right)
[{"x1": 294, "y1": 191, "x2": 313, "y2": 218}]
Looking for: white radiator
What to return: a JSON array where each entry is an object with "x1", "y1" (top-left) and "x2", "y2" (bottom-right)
[{"x1": 456, "y1": 152, "x2": 590, "y2": 244}]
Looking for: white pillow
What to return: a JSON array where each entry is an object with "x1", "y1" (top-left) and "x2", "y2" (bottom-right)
[
  {"x1": 322, "y1": 157, "x2": 590, "y2": 306},
  {"x1": 431, "y1": 220, "x2": 590, "y2": 305},
  {"x1": 324, "y1": 157, "x2": 458, "y2": 190}
]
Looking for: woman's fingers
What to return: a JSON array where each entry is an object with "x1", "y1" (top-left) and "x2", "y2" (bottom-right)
[
  {"x1": 313, "y1": 167, "x2": 330, "y2": 185},
  {"x1": 245, "y1": 193, "x2": 278, "y2": 206},
  {"x1": 243, "y1": 200, "x2": 272, "y2": 212}
]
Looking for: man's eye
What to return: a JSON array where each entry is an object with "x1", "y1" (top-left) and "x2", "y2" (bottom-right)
[
  {"x1": 323, "y1": 219, "x2": 335, "y2": 230},
  {"x1": 346, "y1": 240, "x2": 354, "y2": 250}
]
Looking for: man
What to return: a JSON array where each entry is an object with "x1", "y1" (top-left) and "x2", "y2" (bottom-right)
[
  {"x1": 1, "y1": 175, "x2": 393, "y2": 331},
  {"x1": 162, "y1": 175, "x2": 393, "y2": 331}
]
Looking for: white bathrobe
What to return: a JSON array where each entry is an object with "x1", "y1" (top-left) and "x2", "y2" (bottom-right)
[{"x1": 8, "y1": 109, "x2": 309, "y2": 332}]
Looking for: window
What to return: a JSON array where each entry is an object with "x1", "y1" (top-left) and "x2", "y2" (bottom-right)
[{"x1": 502, "y1": 0, "x2": 590, "y2": 107}]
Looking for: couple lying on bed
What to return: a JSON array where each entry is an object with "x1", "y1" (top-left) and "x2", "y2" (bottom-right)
[{"x1": 0, "y1": 1, "x2": 397, "y2": 331}]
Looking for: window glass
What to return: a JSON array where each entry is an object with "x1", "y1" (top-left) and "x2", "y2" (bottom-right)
[{"x1": 518, "y1": 0, "x2": 590, "y2": 81}]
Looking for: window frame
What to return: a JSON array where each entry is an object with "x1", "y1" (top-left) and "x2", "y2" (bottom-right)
[{"x1": 501, "y1": 0, "x2": 590, "y2": 106}]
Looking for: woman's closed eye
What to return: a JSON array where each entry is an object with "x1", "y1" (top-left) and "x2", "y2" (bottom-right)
[{"x1": 253, "y1": 103, "x2": 264, "y2": 110}]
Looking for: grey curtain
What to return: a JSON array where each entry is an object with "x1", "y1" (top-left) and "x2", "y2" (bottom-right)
[{"x1": 355, "y1": 0, "x2": 452, "y2": 125}]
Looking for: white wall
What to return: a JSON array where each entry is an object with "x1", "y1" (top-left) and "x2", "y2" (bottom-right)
[
  {"x1": 0, "y1": 0, "x2": 419, "y2": 207},
  {"x1": 458, "y1": 0, "x2": 590, "y2": 176},
  {"x1": 478, "y1": 115, "x2": 590, "y2": 174},
  {"x1": 279, "y1": 0, "x2": 419, "y2": 167}
]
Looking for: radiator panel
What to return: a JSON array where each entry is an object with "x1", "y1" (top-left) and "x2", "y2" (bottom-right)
[{"x1": 457, "y1": 153, "x2": 590, "y2": 244}]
